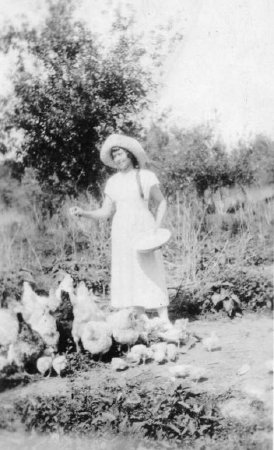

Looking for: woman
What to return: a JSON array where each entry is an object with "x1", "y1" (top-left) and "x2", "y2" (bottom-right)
[{"x1": 70, "y1": 134, "x2": 170, "y2": 323}]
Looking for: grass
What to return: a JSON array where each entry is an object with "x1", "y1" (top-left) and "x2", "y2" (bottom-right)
[{"x1": 0, "y1": 178, "x2": 273, "y2": 304}]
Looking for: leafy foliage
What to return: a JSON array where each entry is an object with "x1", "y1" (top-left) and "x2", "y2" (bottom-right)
[
  {"x1": 0, "y1": 0, "x2": 154, "y2": 196},
  {"x1": 170, "y1": 265, "x2": 273, "y2": 318},
  {"x1": 146, "y1": 124, "x2": 234, "y2": 199},
  {"x1": 15, "y1": 382, "x2": 221, "y2": 442}
]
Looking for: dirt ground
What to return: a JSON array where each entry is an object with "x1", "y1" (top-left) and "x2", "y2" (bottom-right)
[{"x1": 1, "y1": 313, "x2": 273, "y2": 429}]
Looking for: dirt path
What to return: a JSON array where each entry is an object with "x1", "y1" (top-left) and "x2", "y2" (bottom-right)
[{"x1": 1, "y1": 313, "x2": 272, "y2": 421}]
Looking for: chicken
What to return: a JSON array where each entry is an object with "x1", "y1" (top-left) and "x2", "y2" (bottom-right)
[
  {"x1": 21, "y1": 282, "x2": 47, "y2": 320},
  {"x1": 55, "y1": 273, "x2": 74, "y2": 303},
  {"x1": 108, "y1": 309, "x2": 142, "y2": 351},
  {"x1": 37, "y1": 355, "x2": 53, "y2": 376},
  {"x1": 81, "y1": 321, "x2": 112, "y2": 357},
  {"x1": 106, "y1": 309, "x2": 134, "y2": 331},
  {"x1": 202, "y1": 332, "x2": 221, "y2": 352},
  {"x1": 30, "y1": 311, "x2": 59, "y2": 353},
  {"x1": 0, "y1": 308, "x2": 19, "y2": 348},
  {"x1": 166, "y1": 344, "x2": 178, "y2": 362},
  {"x1": 169, "y1": 364, "x2": 207, "y2": 382},
  {"x1": 188, "y1": 366, "x2": 207, "y2": 381},
  {"x1": 20, "y1": 281, "x2": 60, "y2": 353},
  {"x1": 72, "y1": 281, "x2": 105, "y2": 351},
  {"x1": 174, "y1": 318, "x2": 189, "y2": 332},
  {"x1": 7, "y1": 315, "x2": 45, "y2": 370},
  {"x1": 127, "y1": 344, "x2": 153, "y2": 365},
  {"x1": 158, "y1": 327, "x2": 186, "y2": 347},
  {"x1": 112, "y1": 328, "x2": 139, "y2": 351},
  {"x1": 111, "y1": 357, "x2": 128, "y2": 371},
  {"x1": 151, "y1": 342, "x2": 168, "y2": 364},
  {"x1": 52, "y1": 354, "x2": 67, "y2": 376},
  {"x1": 144, "y1": 316, "x2": 173, "y2": 334},
  {"x1": 169, "y1": 364, "x2": 192, "y2": 378}
]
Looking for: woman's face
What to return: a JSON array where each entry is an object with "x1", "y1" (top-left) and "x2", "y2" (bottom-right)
[{"x1": 111, "y1": 147, "x2": 134, "y2": 171}]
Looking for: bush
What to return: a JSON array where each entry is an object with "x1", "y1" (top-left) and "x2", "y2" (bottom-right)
[{"x1": 15, "y1": 382, "x2": 221, "y2": 442}]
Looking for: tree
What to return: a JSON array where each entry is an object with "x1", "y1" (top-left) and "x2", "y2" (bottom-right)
[
  {"x1": 0, "y1": 0, "x2": 155, "y2": 196},
  {"x1": 146, "y1": 123, "x2": 233, "y2": 200}
]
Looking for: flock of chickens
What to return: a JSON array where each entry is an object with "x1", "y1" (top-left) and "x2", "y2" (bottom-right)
[{"x1": 0, "y1": 273, "x2": 222, "y2": 379}]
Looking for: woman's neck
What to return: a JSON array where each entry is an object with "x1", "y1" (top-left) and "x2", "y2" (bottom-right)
[{"x1": 119, "y1": 165, "x2": 135, "y2": 174}]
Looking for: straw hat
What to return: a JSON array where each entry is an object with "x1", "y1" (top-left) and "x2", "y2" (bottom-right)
[
  {"x1": 100, "y1": 134, "x2": 148, "y2": 168},
  {"x1": 133, "y1": 228, "x2": 171, "y2": 253}
]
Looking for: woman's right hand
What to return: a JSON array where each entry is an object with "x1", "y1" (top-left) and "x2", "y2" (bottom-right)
[{"x1": 69, "y1": 206, "x2": 84, "y2": 217}]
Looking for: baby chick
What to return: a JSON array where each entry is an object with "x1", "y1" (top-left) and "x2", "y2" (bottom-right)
[
  {"x1": 52, "y1": 354, "x2": 67, "y2": 376},
  {"x1": 202, "y1": 332, "x2": 221, "y2": 352},
  {"x1": 36, "y1": 355, "x2": 53, "y2": 376},
  {"x1": 169, "y1": 364, "x2": 192, "y2": 378},
  {"x1": 188, "y1": 366, "x2": 207, "y2": 381},
  {"x1": 111, "y1": 357, "x2": 128, "y2": 371},
  {"x1": 174, "y1": 318, "x2": 189, "y2": 331},
  {"x1": 127, "y1": 344, "x2": 153, "y2": 365},
  {"x1": 151, "y1": 342, "x2": 168, "y2": 364},
  {"x1": 158, "y1": 327, "x2": 185, "y2": 347},
  {"x1": 166, "y1": 344, "x2": 178, "y2": 362}
]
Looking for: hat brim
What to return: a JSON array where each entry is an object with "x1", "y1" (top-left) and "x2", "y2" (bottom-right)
[
  {"x1": 133, "y1": 228, "x2": 171, "y2": 253},
  {"x1": 100, "y1": 134, "x2": 148, "y2": 168}
]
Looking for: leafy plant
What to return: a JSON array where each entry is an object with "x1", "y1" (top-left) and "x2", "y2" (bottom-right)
[
  {"x1": 14, "y1": 382, "x2": 221, "y2": 443},
  {"x1": 0, "y1": 0, "x2": 154, "y2": 197}
]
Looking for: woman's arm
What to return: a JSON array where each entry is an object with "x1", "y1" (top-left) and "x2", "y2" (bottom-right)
[
  {"x1": 149, "y1": 184, "x2": 167, "y2": 229},
  {"x1": 70, "y1": 195, "x2": 114, "y2": 221}
]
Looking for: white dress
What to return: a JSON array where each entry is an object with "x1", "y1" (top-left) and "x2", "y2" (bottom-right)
[{"x1": 104, "y1": 168, "x2": 169, "y2": 310}]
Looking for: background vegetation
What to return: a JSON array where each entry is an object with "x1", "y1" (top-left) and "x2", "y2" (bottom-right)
[{"x1": 0, "y1": 0, "x2": 273, "y2": 317}]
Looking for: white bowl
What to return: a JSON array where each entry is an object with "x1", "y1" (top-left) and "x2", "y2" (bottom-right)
[{"x1": 133, "y1": 228, "x2": 171, "y2": 253}]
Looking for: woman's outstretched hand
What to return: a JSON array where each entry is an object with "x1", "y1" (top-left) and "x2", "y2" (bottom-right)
[{"x1": 69, "y1": 206, "x2": 84, "y2": 217}]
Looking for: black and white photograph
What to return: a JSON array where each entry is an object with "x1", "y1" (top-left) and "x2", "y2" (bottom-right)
[{"x1": 0, "y1": 0, "x2": 273, "y2": 449}]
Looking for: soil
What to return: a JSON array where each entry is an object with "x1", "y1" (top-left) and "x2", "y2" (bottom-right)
[{"x1": 0, "y1": 313, "x2": 273, "y2": 448}]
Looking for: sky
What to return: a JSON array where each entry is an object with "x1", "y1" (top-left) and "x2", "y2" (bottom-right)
[{"x1": 0, "y1": 0, "x2": 273, "y2": 148}]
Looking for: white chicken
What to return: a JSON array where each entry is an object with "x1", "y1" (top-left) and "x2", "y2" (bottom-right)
[
  {"x1": 127, "y1": 344, "x2": 153, "y2": 365},
  {"x1": 37, "y1": 355, "x2": 53, "y2": 376},
  {"x1": 81, "y1": 321, "x2": 112, "y2": 357},
  {"x1": 52, "y1": 354, "x2": 67, "y2": 376},
  {"x1": 158, "y1": 327, "x2": 186, "y2": 347},
  {"x1": 0, "y1": 308, "x2": 19, "y2": 348},
  {"x1": 72, "y1": 281, "x2": 105, "y2": 351},
  {"x1": 166, "y1": 344, "x2": 178, "y2": 362},
  {"x1": 21, "y1": 282, "x2": 46, "y2": 320},
  {"x1": 188, "y1": 366, "x2": 207, "y2": 381},
  {"x1": 106, "y1": 309, "x2": 134, "y2": 331},
  {"x1": 169, "y1": 364, "x2": 207, "y2": 382},
  {"x1": 30, "y1": 311, "x2": 59, "y2": 352},
  {"x1": 111, "y1": 357, "x2": 128, "y2": 371},
  {"x1": 144, "y1": 316, "x2": 173, "y2": 334},
  {"x1": 55, "y1": 273, "x2": 74, "y2": 303},
  {"x1": 169, "y1": 364, "x2": 192, "y2": 378},
  {"x1": 20, "y1": 282, "x2": 60, "y2": 353},
  {"x1": 174, "y1": 318, "x2": 189, "y2": 331},
  {"x1": 202, "y1": 332, "x2": 221, "y2": 352},
  {"x1": 21, "y1": 282, "x2": 62, "y2": 317},
  {"x1": 108, "y1": 309, "x2": 141, "y2": 351},
  {"x1": 151, "y1": 342, "x2": 168, "y2": 364}
]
